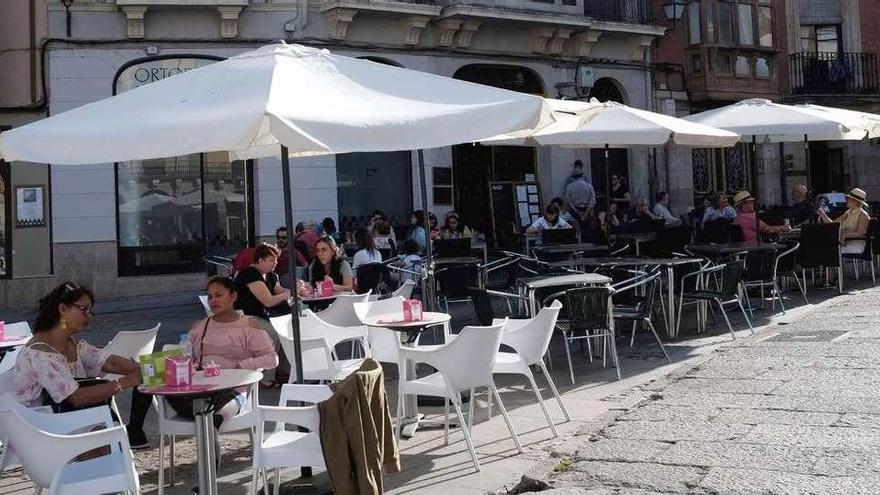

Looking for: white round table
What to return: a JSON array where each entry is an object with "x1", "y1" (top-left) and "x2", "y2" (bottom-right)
[
  {"x1": 139, "y1": 369, "x2": 262, "y2": 495},
  {"x1": 363, "y1": 312, "x2": 451, "y2": 437}
]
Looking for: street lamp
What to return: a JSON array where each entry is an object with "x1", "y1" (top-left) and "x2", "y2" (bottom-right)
[{"x1": 662, "y1": 0, "x2": 687, "y2": 28}]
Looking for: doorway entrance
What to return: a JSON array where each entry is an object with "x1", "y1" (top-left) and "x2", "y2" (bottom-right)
[
  {"x1": 808, "y1": 143, "x2": 846, "y2": 194},
  {"x1": 451, "y1": 65, "x2": 544, "y2": 246}
]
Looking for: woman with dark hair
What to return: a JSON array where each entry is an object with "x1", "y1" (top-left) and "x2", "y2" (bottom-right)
[
  {"x1": 440, "y1": 211, "x2": 474, "y2": 239},
  {"x1": 308, "y1": 236, "x2": 354, "y2": 292},
  {"x1": 610, "y1": 173, "x2": 631, "y2": 210},
  {"x1": 167, "y1": 277, "x2": 277, "y2": 442},
  {"x1": 13, "y1": 282, "x2": 152, "y2": 448},
  {"x1": 428, "y1": 212, "x2": 441, "y2": 241},
  {"x1": 352, "y1": 227, "x2": 382, "y2": 268},
  {"x1": 321, "y1": 217, "x2": 343, "y2": 245},
  {"x1": 368, "y1": 210, "x2": 396, "y2": 242},
  {"x1": 372, "y1": 218, "x2": 396, "y2": 253},
  {"x1": 406, "y1": 210, "x2": 428, "y2": 252}
]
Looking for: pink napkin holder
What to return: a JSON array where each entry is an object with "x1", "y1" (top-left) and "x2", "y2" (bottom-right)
[
  {"x1": 403, "y1": 299, "x2": 423, "y2": 322},
  {"x1": 165, "y1": 356, "x2": 193, "y2": 387},
  {"x1": 318, "y1": 279, "x2": 334, "y2": 297},
  {"x1": 0, "y1": 321, "x2": 5, "y2": 341}
]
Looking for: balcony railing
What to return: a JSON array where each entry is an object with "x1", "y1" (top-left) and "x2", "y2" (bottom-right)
[
  {"x1": 584, "y1": 0, "x2": 654, "y2": 25},
  {"x1": 789, "y1": 52, "x2": 880, "y2": 96}
]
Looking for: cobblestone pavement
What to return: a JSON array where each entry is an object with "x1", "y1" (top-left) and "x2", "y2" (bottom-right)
[{"x1": 535, "y1": 286, "x2": 880, "y2": 494}]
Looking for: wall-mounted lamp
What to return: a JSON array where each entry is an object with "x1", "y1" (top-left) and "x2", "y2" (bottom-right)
[
  {"x1": 60, "y1": 0, "x2": 74, "y2": 37},
  {"x1": 662, "y1": 0, "x2": 687, "y2": 28}
]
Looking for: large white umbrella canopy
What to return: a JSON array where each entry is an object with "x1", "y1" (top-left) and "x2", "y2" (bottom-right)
[
  {"x1": 0, "y1": 43, "x2": 553, "y2": 164},
  {"x1": 482, "y1": 98, "x2": 739, "y2": 148},
  {"x1": 793, "y1": 103, "x2": 880, "y2": 139},
  {"x1": 684, "y1": 98, "x2": 864, "y2": 142}
]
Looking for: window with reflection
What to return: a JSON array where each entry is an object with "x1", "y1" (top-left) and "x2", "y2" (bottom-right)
[
  {"x1": 755, "y1": 57, "x2": 770, "y2": 78},
  {"x1": 737, "y1": 3, "x2": 754, "y2": 45},
  {"x1": 758, "y1": 6, "x2": 773, "y2": 47},
  {"x1": 116, "y1": 155, "x2": 252, "y2": 276},
  {"x1": 717, "y1": 1, "x2": 733, "y2": 45},
  {"x1": 735, "y1": 55, "x2": 751, "y2": 76}
]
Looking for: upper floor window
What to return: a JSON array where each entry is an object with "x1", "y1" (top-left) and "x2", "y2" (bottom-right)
[
  {"x1": 688, "y1": 2, "x2": 702, "y2": 45},
  {"x1": 737, "y1": 3, "x2": 754, "y2": 45},
  {"x1": 758, "y1": 5, "x2": 773, "y2": 47},
  {"x1": 800, "y1": 25, "x2": 841, "y2": 53}
]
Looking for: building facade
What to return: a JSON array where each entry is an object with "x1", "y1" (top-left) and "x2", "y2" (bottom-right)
[
  {"x1": 654, "y1": 0, "x2": 880, "y2": 214},
  {"x1": 0, "y1": 0, "x2": 664, "y2": 306},
  {"x1": 652, "y1": 0, "x2": 790, "y2": 213}
]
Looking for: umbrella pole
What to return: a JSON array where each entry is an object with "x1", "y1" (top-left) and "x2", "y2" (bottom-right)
[
  {"x1": 604, "y1": 144, "x2": 611, "y2": 211},
  {"x1": 752, "y1": 136, "x2": 760, "y2": 241},
  {"x1": 417, "y1": 149, "x2": 438, "y2": 311},
  {"x1": 280, "y1": 145, "x2": 311, "y2": 479},
  {"x1": 804, "y1": 134, "x2": 811, "y2": 192}
]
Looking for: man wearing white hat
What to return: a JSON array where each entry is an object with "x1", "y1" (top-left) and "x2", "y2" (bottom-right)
[{"x1": 819, "y1": 187, "x2": 871, "y2": 254}]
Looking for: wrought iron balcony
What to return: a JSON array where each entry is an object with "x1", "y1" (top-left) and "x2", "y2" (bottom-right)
[
  {"x1": 584, "y1": 0, "x2": 654, "y2": 25},
  {"x1": 789, "y1": 52, "x2": 880, "y2": 96}
]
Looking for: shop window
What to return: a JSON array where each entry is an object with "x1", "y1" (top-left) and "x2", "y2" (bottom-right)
[
  {"x1": 692, "y1": 143, "x2": 754, "y2": 205},
  {"x1": 116, "y1": 155, "x2": 252, "y2": 276},
  {"x1": 801, "y1": 25, "x2": 841, "y2": 53},
  {"x1": 113, "y1": 55, "x2": 253, "y2": 276}
]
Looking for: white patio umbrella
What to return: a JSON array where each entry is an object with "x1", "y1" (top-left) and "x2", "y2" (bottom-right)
[
  {"x1": 793, "y1": 103, "x2": 880, "y2": 139},
  {"x1": 483, "y1": 98, "x2": 739, "y2": 209},
  {"x1": 683, "y1": 98, "x2": 862, "y2": 142},
  {"x1": 0, "y1": 43, "x2": 554, "y2": 455},
  {"x1": 685, "y1": 98, "x2": 873, "y2": 211}
]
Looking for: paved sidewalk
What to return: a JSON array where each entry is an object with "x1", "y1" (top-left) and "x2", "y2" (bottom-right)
[{"x1": 535, "y1": 285, "x2": 880, "y2": 494}]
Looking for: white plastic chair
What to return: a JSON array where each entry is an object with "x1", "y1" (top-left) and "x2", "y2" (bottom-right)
[
  {"x1": 491, "y1": 301, "x2": 569, "y2": 438},
  {"x1": 314, "y1": 291, "x2": 371, "y2": 327},
  {"x1": 153, "y1": 344, "x2": 260, "y2": 495},
  {"x1": 270, "y1": 312, "x2": 367, "y2": 382},
  {"x1": 397, "y1": 321, "x2": 521, "y2": 472},
  {"x1": 354, "y1": 296, "x2": 450, "y2": 367},
  {"x1": 4, "y1": 321, "x2": 32, "y2": 339},
  {"x1": 368, "y1": 280, "x2": 415, "y2": 301},
  {"x1": 100, "y1": 323, "x2": 160, "y2": 380},
  {"x1": 0, "y1": 405, "x2": 139, "y2": 495},
  {"x1": 198, "y1": 295, "x2": 212, "y2": 316},
  {"x1": 251, "y1": 384, "x2": 332, "y2": 495}
]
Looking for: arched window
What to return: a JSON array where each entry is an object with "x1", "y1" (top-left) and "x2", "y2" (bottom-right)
[{"x1": 588, "y1": 77, "x2": 626, "y2": 103}]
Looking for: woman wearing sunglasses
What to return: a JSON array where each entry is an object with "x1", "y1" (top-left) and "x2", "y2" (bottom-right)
[{"x1": 12, "y1": 282, "x2": 153, "y2": 448}]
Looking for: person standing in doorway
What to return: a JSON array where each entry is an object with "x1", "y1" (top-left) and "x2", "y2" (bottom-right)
[{"x1": 564, "y1": 160, "x2": 596, "y2": 218}]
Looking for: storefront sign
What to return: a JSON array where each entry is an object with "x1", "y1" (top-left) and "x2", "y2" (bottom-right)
[{"x1": 115, "y1": 56, "x2": 220, "y2": 94}]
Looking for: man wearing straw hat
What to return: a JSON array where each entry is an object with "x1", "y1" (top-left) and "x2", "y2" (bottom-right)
[
  {"x1": 819, "y1": 187, "x2": 871, "y2": 254},
  {"x1": 732, "y1": 190, "x2": 791, "y2": 243}
]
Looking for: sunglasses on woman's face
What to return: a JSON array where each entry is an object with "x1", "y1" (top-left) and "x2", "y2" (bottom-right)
[{"x1": 72, "y1": 303, "x2": 93, "y2": 317}]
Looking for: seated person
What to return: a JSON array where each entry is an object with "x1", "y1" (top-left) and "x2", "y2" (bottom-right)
[
  {"x1": 652, "y1": 192, "x2": 682, "y2": 226},
  {"x1": 13, "y1": 282, "x2": 152, "y2": 448},
  {"x1": 570, "y1": 202, "x2": 599, "y2": 242},
  {"x1": 598, "y1": 203, "x2": 622, "y2": 233},
  {"x1": 372, "y1": 218, "x2": 397, "y2": 253},
  {"x1": 819, "y1": 188, "x2": 871, "y2": 254},
  {"x1": 732, "y1": 190, "x2": 790, "y2": 243},
  {"x1": 702, "y1": 192, "x2": 737, "y2": 228},
  {"x1": 406, "y1": 210, "x2": 429, "y2": 253},
  {"x1": 306, "y1": 236, "x2": 354, "y2": 292},
  {"x1": 527, "y1": 204, "x2": 572, "y2": 235},
  {"x1": 550, "y1": 197, "x2": 574, "y2": 224},
  {"x1": 167, "y1": 276, "x2": 278, "y2": 456},
  {"x1": 440, "y1": 211, "x2": 475, "y2": 239},
  {"x1": 390, "y1": 239, "x2": 423, "y2": 283},
  {"x1": 788, "y1": 184, "x2": 815, "y2": 226},
  {"x1": 234, "y1": 243, "x2": 291, "y2": 320},
  {"x1": 352, "y1": 227, "x2": 383, "y2": 269}
]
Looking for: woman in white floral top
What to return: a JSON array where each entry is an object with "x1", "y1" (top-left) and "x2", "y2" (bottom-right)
[{"x1": 13, "y1": 282, "x2": 153, "y2": 448}]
